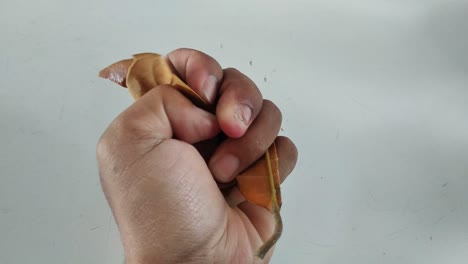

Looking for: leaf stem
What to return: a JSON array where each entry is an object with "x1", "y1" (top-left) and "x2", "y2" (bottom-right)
[{"x1": 255, "y1": 145, "x2": 283, "y2": 259}]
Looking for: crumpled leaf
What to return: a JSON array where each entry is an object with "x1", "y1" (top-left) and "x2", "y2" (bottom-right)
[
  {"x1": 99, "y1": 52, "x2": 282, "y2": 259},
  {"x1": 99, "y1": 53, "x2": 207, "y2": 107}
]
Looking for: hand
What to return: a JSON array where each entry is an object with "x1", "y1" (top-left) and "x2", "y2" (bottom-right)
[{"x1": 97, "y1": 48, "x2": 298, "y2": 264}]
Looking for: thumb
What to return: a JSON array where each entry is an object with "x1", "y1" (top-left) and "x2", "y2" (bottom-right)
[
  {"x1": 97, "y1": 85, "x2": 226, "y2": 262},
  {"x1": 110, "y1": 84, "x2": 220, "y2": 146},
  {"x1": 97, "y1": 84, "x2": 220, "y2": 198}
]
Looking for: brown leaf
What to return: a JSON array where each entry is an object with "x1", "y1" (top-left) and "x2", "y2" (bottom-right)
[
  {"x1": 236, "y1": 142, "x2": 281, "y2": 211},
  {"x1": 98, "y1": 59, "x2": 133, "y2": 87}
]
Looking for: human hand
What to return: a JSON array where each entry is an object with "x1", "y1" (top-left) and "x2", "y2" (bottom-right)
[{"x1": 97, "y1": 48, "x2": 298, "y2": 264}]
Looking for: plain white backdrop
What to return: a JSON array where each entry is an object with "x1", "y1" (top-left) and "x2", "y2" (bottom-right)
[{"x1": 1, "y1": 0, "x2": 467, "y2": 263}]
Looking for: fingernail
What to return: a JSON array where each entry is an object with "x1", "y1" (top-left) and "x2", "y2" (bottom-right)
[
  {"x1": 212, "y1": 154, "x2": 239, "y2": 182},
  {"x1": 202, "y1": 75, "x2": 218, "y2": 103},
  {"x1": 234, "y1": 103, "x2": 253, "y2": 126}
]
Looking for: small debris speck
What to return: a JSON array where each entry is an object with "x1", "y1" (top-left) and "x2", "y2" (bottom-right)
[
  {"x1": 249, "y1": 60, "x2": 253, "y2": 66},
  {"x1": 264, "y1": 77, "x2": 267, "y2": 82},
  {"x1": 430, "y1": 236, "x2": 433, "y2": 240},
  {"x1": 220, "y1": 43, "x2": 223, "y2": 48}
]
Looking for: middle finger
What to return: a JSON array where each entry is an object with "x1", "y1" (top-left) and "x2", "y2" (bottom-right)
[
  {"x1": 209, "y1": 100, "x2": 282, "y2": 183},
  {"x1": 216, "y1": 68, "x2": 264, "y2": 138}
]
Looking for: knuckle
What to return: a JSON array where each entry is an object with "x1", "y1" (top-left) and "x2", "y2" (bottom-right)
[
  {"x1": 96, "y1": 130, "x2": 117, "y2": 184},
  {"x1": 96, "y1": 132, "x2": 111, "y2": 163},
  {"x1": 96, "y1": 118, "x2": 130, "y2": 162},
  {"x1": 96, "y1": 115, "x2": 142, "y2": 172},
  {"x1": 251, "y1": 138, "x2": 270, "y2": 157},
  {"x1": 223, "y1": 68, "x2": 242, "y2": 78},
  {"x1": 172, "y1": 47, "x2": 197, "y2": 55},
  {"x1": 262, "y1": 99, "x2": 282, "y2": 123},
  {"x1": 224, "y1": 67, "x2": 238, "y2": 72},
  {"x1": 237, "y1": 138, "x2": 269, "y2": 167},
  {"x1": 112, "y1": 113, "x2": 138, "y2": 140},
  {"x1": 239, "y1": 135, "x2": 270, "y2": 161},
  {"x1": 110, "y1": 98, "x2": 163, "y2": 143}
]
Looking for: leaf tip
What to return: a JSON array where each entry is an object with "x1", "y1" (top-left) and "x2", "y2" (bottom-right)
[{"x1": 98, "y1": 59, "x2": 134, "y2": 88}]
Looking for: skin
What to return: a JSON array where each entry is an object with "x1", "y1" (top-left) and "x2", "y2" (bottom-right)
[{"x1": 97, "y1": 48, "x2": 298, "y2": 264}]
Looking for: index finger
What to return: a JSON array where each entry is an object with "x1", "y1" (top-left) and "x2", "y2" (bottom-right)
[
  {"x1": 166, "y1": 48, "x2": 264, "y2": 139},
  {"x1": 166, "y1": 48, "x2": 223, "y2": 104}
]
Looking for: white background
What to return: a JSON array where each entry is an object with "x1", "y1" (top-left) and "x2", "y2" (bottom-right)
[{"x1": 1, "y1": 0, "x2": 468, "y2": 263}]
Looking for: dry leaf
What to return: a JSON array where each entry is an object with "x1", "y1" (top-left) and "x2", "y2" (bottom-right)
[
  {"x1": 99, "y1": 52, "x2": 282, "y2": 259},
  {"x1": 99, "y1": 53, "x2": 207, "y2": 108}
]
